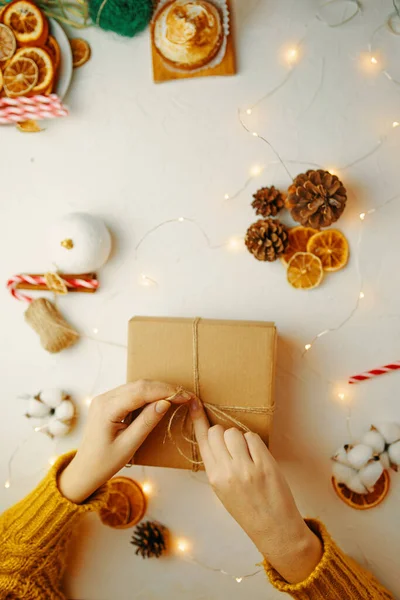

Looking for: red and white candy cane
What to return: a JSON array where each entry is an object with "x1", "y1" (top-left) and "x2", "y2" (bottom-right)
[
  {"x1": 349, "y1": 362, "x2": 400, "y2": 384},
  {"x1": 0, "y1": 94, "x2": 68, "y2": 125},
  {"x1": 7, "y1": 274, "x2": 99, "y2": 303}
]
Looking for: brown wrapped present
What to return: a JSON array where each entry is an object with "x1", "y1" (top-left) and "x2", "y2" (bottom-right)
[{"x1": 127, "y1": 317, "x2": 277, "y2": 470}]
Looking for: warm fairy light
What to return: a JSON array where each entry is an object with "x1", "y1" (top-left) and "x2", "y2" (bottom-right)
[
  {"x1": 177, "y1": 539, "x2": 189, "y2": 553},
  {"x1": 4, "y1": 480, "x2": 10, "y2": 489},
  {"x1": 228, "y1": 237, "x2": 243, "y2": 251},
  {"x1": 359, "y1": 291, "x2": 365, "y2": 299},
  {"x1": 34, "y1": 426, "x2": 42, "y2": 432},
  {"x1": 48, "y1": 456, "x2": 58, "y2": 466},
  {"x1": 84, "y1": 396, "x2": 93, "y2": 407},
  {"x1": 252, "y1": 131, "x2": 259, "y2": 137},
  {"x1": 93, "y1": 328, "x2": 99, "y2": 334},
  {"x1": 392, "y1": 121, "x2": 399, "y2": 128},
  {"x1": 140, "y1": 274, "x2": 156, "y2": 287},
  {"x1": 246, "y1": 108, "x2": 252, "y2": 115},
  {"x1": 142, "y1": 481, "x2": 153, "y2": 495},
  {"x1": 359, "y1": 212, "x2": 366, "y2": 220},
  {"x1": 235, "y1": 577, "x2": 243, "y2": 583},
  {"x1": 250, "y1": 164, "x2": 263, "y2": 176},
  {"x1": 286, "y1": 47, "x2": 299, "y2": 65},
  {"x1": 370, "y1": 56, "x2": 378, "y2": 64},
  {"x1": 178, "y1": 217, "x2": 185, "y2": 222},
  {"x1": 304, "y1": 344, "x2": 312, "y2": 351},
  {"x1": 327, "y1": 167, "x2": 337, "y2": 176},
  {"x1": 338, "y1": 392, "x2": 345, "y2": 401},
  {"x1": 224, "y1": 193, "x2": 230, "y2": 200}
]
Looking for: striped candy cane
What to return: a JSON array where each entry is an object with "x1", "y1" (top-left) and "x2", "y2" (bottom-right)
[
  {"x1": 0, "y1": 94, "x2": 68, "y2": 125},
  {"x1": 7, "y1": 274, "x2": 99, "y2": 303},
  {"x1": 349, "y1": 362, "x2": 400, "y2": 384}
]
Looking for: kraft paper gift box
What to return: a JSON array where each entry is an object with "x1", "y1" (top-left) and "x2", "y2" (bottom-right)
[{"x1": 127, "y1": 317, "x2": 277, "y2": 470}]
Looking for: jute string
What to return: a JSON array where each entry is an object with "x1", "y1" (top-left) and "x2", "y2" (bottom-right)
[
  {"x1": 166, "y1": 318, "x2": 275, "y2": 471},
  {"x1": 25, "y1": 298, "x2": 79, "y2": 354}
]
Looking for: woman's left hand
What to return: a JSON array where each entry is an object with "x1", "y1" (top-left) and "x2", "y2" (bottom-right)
[{"x1": 59, "y1": 381, "x2": 190, "y2": 503}]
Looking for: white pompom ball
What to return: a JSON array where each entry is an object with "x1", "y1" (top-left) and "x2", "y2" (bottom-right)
[
  {"x1": 347, "y1": 474, "x2": 368, "y2": 494},
  {"x1": 48, "y1": 212, "x2": 111, "y2": 273},
  {"x1": 362, "y1": 429, "x2": 386, "y2": 454},
  {"x1": 55, "y1": 399, "x2": 75, "y2": 422},
  {"x1": 332, "y1": 446, "x2": 351, "y2": 465},
  {"x1": 27, "y1": 397, "x2": 52, "y2": 418},
  {"x1": 347, "y1": 444, "x2": 373, "y2": 469},
  {"x1": 47, "y1": 420, "x2": 71, "y2": 437},
  {"x1": 375, "y1": 422, "x2": 400, "y2": 445},
  {"x1": 388, "y1": 441, "x2": 400, "y2": 466},
  {"x1": 359, "y1": 459, "x2": 384, "y2": 492},
  {"x1": 332, "y1": 462, "x2": 357, "y2": 486},
  {"x1": 39, "y1": 388, "x2": 64, "y2": 408}
]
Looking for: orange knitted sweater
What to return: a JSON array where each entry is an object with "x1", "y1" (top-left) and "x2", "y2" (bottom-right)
[{"x1": 0, "y1": 452, "x2": 394, "y2": 599}]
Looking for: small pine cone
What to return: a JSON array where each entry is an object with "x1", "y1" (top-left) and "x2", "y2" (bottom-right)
[
  {"x1": 252, "y1": 186, "x2": 285, "y2": 217},
  {"x1": 131, "y1": 521, "x2": 168, "y2": 559},
  {"x1": 286, "y1": 170, "x2": 347, "y2": 229},
  {"x1": 245, "y1": 218, "x2": 289, "y2": 262}
]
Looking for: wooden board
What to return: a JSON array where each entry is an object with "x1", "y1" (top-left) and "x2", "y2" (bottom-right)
[{"x1": 151, "y1": 0, "x2": 237, "y2": 84}]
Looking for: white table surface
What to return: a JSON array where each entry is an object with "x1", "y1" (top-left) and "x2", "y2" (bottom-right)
[{"x1": 1, "y1": 1, "x2": 400, "y2": 598}]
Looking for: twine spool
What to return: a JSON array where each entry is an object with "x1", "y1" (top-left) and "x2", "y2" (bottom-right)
[
  {"x1": 89, "y1": 0, "x2": 153, "y2": 37},
  {"x1": 25, "y1": 298, "x2": 79, "y2": 353}
]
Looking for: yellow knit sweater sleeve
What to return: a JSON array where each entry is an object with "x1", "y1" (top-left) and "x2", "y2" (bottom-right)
[
  {"x1": 0, "y1": 451, "x2": 108, "y2": 600},
  {"x1": 264, "y1": 519, "x2": 394, "y2": 599}
]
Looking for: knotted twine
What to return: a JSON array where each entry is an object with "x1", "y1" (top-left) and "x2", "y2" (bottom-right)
[{"x1": 165, "y1": 318, "x2": 275, "y2": 471}]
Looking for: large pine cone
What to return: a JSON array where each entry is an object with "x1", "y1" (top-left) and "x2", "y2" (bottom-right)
[
  {"x1": 245, "y1": 218, "x2": 289, "y2": 262},
  {"x1": 286, "y1": 170, "x2": 347, "y2": 229},
  {"x1": 252, "y1": 186, "x2": 285, "y2": 217}
]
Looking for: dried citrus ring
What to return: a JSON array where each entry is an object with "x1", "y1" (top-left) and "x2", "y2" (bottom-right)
[
  {"x1": 332, "y1": 470, "x2": 390, "y2": 510},
  {"x1": 307, "y1": 229, "x2": 349, "y2": 272},
  {"x1": 14, "y1": 47, "x2": 54, "y2": 95},
  {"x1": 281, "y1": 226, "x2": 318, "y2": 265},
  {"x1": 99, "y1": 491, "x2": 131, "y2": 528},
  {"x1": 287, "y1": 252, "x2": 323, "y2": 290},
  {"x1": 0, "y1": 24, "x2": 16, "y2": 62},
  {"x1": 17, "y1": 119, "x2": 42, "y2": 132},
  {"x1": 46, "y1": 35, "x2": 61, "y2": 71},
  {"x1": 70, "y1": 38, "x2": 91, "y2": 68},
  {"x1": 103, "y1": 476, "x2": 147, "y2": 529},
  {"x1": 3, "y1": 56, "x2": 38, "y2": 96},
  {"x1": 3, "y1": 0, "x2": 48, "y2": 47}
]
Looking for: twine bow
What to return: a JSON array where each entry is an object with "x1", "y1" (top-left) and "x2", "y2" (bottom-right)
[{"x1": 166, "y1": 318, "x2": 275, "y2": 471}]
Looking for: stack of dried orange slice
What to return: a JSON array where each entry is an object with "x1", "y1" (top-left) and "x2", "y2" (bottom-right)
[
  {"x1": 281, "y1": 226, "x2": 349, "y2": 290},
  {"x1": 99, "y1": 476, "x2": 147, "y2": 530}
]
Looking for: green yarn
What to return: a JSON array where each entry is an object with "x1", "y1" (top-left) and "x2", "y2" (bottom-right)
[{"x1": 89, "y1": 0, "x2": 153, "y2": 37}]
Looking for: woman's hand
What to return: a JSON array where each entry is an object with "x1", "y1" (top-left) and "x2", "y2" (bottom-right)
[
  {"x1": 59, "y1": 381, "x2": 190, "y2": 503},
  {"x1": 190, "y1": 398, "x2": 322, "y2": 584}
]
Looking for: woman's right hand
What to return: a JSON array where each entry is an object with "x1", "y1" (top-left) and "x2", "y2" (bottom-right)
[{"x1": 189, "y1": 397, "x2": 323, "y2": 584}]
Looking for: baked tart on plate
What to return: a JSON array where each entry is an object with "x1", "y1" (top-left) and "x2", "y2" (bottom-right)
[{"x1": 153, "y1": 0, "x2": 224, "y2": 71}]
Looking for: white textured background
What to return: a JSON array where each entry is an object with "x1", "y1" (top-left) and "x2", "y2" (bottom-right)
[{"x1": 1, "y1": 0, "x2": 400, "y2": 598}]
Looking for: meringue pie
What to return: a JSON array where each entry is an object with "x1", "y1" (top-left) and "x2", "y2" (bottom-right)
[{"x1": 153, "y1": 0, "x2": 224, "y2": 71}]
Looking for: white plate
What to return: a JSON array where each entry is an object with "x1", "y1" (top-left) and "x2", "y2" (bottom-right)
[{"x1": 49, "y1": 18, "x2": 73, "y2": 99}]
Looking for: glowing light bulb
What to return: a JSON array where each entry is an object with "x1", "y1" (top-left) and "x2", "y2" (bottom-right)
[
  {"x1": 370, "y1": 56, "x2": 378, "y2": 64},
  {"x1": 142, "y1": 481, "x2": 153, "y2": 495},
  {"x1": 393, "y1": 121, "x2": 399, "y2": 128},
  {"x1": 224, "y1": 193, "x2": 230, "y2": 200},
  {"x1": 246, "y1": 108, "x2": 252, "y2": 115},
  {"x1": 286, "y1": 47, "x2": 299, "y2": 64},
  {"x1": 84, "y1": 396, "x2": 93, "y2": 407},
  {"x1": 235, "y1": 577, "x2": 243, "y2": 583},
  {"x1": 48, "y1": 456, "x2": 58, "y2": 466},
  {"x1": 250, "y1": 164, "x2": 262, "y2": 176},
  {"x1": 327, "y1": 168, "x2": 337, "y2": 176},
  {"x1": 359, "y1": 212, "x2": 366, "y2": 220},
  {"x1": 93, "y1": 328, "x2": 99, "y2": 334},
  {"x1": 252, "y1": 131, "x2": 258, "y2": 137},
  {"x1": 304, "y1": 344, "x2": 312, "y2": 351},
  {"x1": 359, "y1": 291, "x2": 365, "y2": 299},
  {"x1": 228, "y1": 237, "x2": 242, "y2": 251},
  {"x1": 140, "y1": 274, "x2": 156, "y2": 287},
  {"x1": 34, "y1": 426, "x2": 42, "y2": 432},
  {"x1": 178, "y1": 217, "x2": 185, "y2": 222},
  {"x1": 4, "y1": 480, "x2": 10, "y2": 489},
  {"x1": 338, "y1": 392, "x2": 345, "y2": 401},
  {"x1": 177, "y1": 539, "x2": 189, "y2": 553}
]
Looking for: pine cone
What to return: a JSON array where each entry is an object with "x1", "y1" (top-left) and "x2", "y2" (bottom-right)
[
  {"x1": 252, "y1": 186, "x2": 285, "y2": 217},
  {"x1": 245, "y1": 218, "x2": 289, "y2": 262},
  {"x1": 286, "y1": 170, "x2": 347, "y2": 229},
  {"x1": 131, "y1": 521, "x2": 168, "y2": 559}
]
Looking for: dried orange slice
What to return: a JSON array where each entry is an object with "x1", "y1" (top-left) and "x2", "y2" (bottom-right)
[
  {"x1": 14, "y1": 47, "x2": 54, "y2": 95},
  {"x1": 99, "y1": 491, "x2": 131, "y2": 528},
  {"x1": 0, "y1": 67, "x2": 3, "y2": 93},
  {"x1": 307, "y1": 229, "x2": 349, "y2": 272},
  {"x1": 70, "y1": 38, "x2": 91, "y2": 68},
  {"x1": 281, "y1": 226, "x2": 318, "y2": 265},
  {"x1": 332, "y1": 470, "x2": 390, "y2": 510},
  {"x1": 46, "y1": 35, "x2": 61, "y2": 71},
  {"x1": 3, "y1": 1, "x2": 48, "y2": 47},
  {"x1": 287, "y1": 252, "x2": 323, "y2": 290},
  {"x1": 0, "y1": 24, "x2": 16, "y2": 62},
  {"x1": 17, "y1": 119, "x2": 42, "y2": 132},
  {"x1": 102, "y1": 476, "x2": 147, "y2": 529},
  {"x1": 3, "y1": 56, "x2": 38, "y2": 96}
]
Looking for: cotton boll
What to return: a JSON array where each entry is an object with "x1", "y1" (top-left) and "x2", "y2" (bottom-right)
[
  {"x1": 55, "y1": 400, "x2": 75, "y2": 422},
  {"x1": 347, "y1": 444, "x2": 373, "y2": 469},
  {"x1": 332, "y1": 445, "x2": 352, "y2": 465},
  {"x1": 380, "y1": 451, "x2": 391, "y2": 469},
  {"x1": 347, "y1": 474, "x2": 368, "y2": 494},
  {"x1": 332, "y1": 462, "x2": 357, "y2": 486},
  {"x1": 388, "y1": 441, "x2": 400, "y2": 466},
  {"x1": 362, "y1": 429, "x2": 386, "y2": 454},
  {"x1": 47, "y1": 420, "x2": 71, "y2": 437},
  {"x1": 26, "y1": 398, "x2": 52, "y2": 418},
  {"x1": 39, "y1": 388, "x2": 64, "y2": 408},
  {"x1": 375, "y1": 422, "x2": 400, "y2": 445},
  {"x1": 359, "y1": 459, "x2": 384, "y2": 492}
]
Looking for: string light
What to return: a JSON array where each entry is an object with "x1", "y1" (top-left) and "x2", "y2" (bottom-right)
[
  {"x1": 4, "y1": 480, "x2": 10, "y2": 489},
  {"x1": 235, "y1": 577, "x2": 243, "y2": 583},
  {"x1": 245, "y1": 108, "x2": 252, "y2": 115},
  {"x1": 142, "y1": 481, "x2": 153, "y2": 495},
  {"x1": 359, "y1": 212, "x2": 366, "y2": 220},
  {"x1": 250, "y1": 164, "x2": 263, "y2": 177},
  {"x1": 252, "y1": 131, "x2": 258, "y2": 137},
  {"x1": 370, "y1": 56, "x2": 378, "y2": 64},
  {"x1": 48, "y1": 456, "x2": 58, "y2": 466},
  {"x1": 139, "y1": 274, "x2": 157, "y2": 287},
  {"x1": 84, "y1": 396, "x2": 93, "y2": 406},
  {"x1": 393, "y1": 121, "x2": 399, "y2": 128},
  {"x1": 359, "y1": 291, "x2": 365, "y2": 299},
  {"x1": 338, "y1": 392, "x2": 345, "y2": 401},
  {"x1": 177, "y1": 539, "x2": 189, "y2": 553},
  {"x1": 285, "y1": 47, "x2": 299, "y2": 65},
  {"x1": 178, "y1": 217, "x2": 185, "y2": 222},
  {"x1": 224, "y1": 193, "x2": 230, "y2": 200},
  {"x1": 93, "y1": 328, "x2": 99, "y2": 334},
  {"x1": 304, "y1": 344, "x2": 312, "y2": 351},
  {"x1": 228, "y1": 237, "x2": 243, "y2": 251}
]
